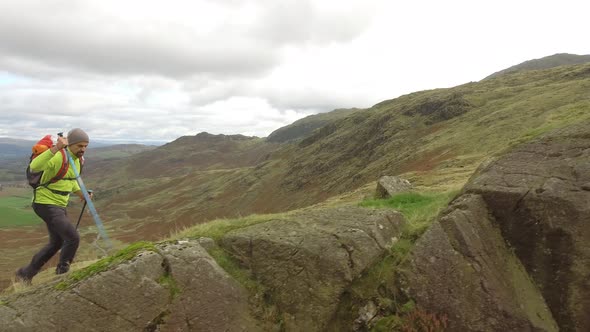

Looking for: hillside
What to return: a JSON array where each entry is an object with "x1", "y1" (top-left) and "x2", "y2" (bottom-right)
[
  {"x1": 0, "y1": 139, "x2": 35, "y2": 182},
  {"x1": 86, "y1": 144, "x2": 156, "y2": 159},
  {"x1": 0, "y1": 138, "x2": 34, "y2": 158},
  {"x1": 266, "y1": 108, "x2": 361, "y2": 143},
  {"x1": 80, "y1": 60, "x2": 590, "y2": 245},
  {"x1": 484, "y1": 52, "x2": 590, "y2": 79}
]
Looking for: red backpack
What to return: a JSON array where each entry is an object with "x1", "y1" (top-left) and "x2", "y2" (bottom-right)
[{"x1": 26, "y1": 135, "x2": 82, "y2": 189}]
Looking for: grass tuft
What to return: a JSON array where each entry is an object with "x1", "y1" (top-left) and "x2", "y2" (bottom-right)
[
  {"x1": 206, "y1": 246, "x2": 260, "y2": 292},
  {"x1": 157, "y1": 274, "x2": 181, "y2": 299},
  {"x1": 55, "y1": 241, "x2": 157, "y2": 290},
  {"x1": 334, "y1": 191, "x2": 457, "y2": 330},
  {"x1": 171, "y1": 213, "x2": 287, "y2": 242},
  {"x1": 361, "y1": 191, "x2": 457, "y2": 238},
  {"x1": 360, "y1": 191, "x2": 457, "y2": 268}
]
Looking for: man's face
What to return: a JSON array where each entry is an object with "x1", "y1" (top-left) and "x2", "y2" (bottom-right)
[{"x1": 70, "y1": 142, "x2": 89, "y2": 158}]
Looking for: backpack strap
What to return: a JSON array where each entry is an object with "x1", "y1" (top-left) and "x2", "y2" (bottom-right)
[
  {"x1": 61, "y1": 155, "x2": 83, "y2": 180},
  {"x1": 49, "y1": 149, "x2": 70, "y2": 183},
  {"x1": 35, "y1": 150, "x2": 73, "y2": 197}
]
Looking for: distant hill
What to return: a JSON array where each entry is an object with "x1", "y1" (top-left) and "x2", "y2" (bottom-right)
[
  {"x1": 484, "y1": 53, "x2": 590, "y2": 79},
  {"x1": 0, "y1": 138, "x2": 35, "y2": 159},
  {"x1": 0, "y1": 141, "x2": 156, "y2": 182},
  {"x1": 266, "y1": 108, "x2": 361, "y2": 143},
  {"x1": 0, "y1": 138, "x2": 35, "y2": 147},
  {"x1": 0, "y1": 139, "x2": 35, "y2": 182},
  {"x1": 87, "y1": 132, "x2": 279, "y2": 186},
  {"x1": 85, "y1": 144, "x2": 156, "y2": 160},
  {"x1": 0, "y1": 137, "x2": 146, "y2": 160}
]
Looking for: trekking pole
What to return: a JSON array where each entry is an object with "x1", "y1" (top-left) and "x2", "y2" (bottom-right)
[
  {"x1": 58, "y1": 133, "x2": 112, "y2": 250},
  {"x1": 75, "y1": 190, "x2": 91, "y2": 229}
]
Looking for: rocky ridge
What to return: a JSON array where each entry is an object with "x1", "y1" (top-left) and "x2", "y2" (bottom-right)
[
  {"x1": 402, "y1": 120, "x2": 590, "y2": 331},
  {"x1": 0, "y1": 206, "x2": 405, "y2": 331}
]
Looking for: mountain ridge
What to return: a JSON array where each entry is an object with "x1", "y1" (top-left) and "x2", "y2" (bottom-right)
[
  {"x1": 484, "y1": 52, "x2": 590, "y2": 79},
  {"x1": 266, "y1": 108, "x2": 362, "y2": 143}
]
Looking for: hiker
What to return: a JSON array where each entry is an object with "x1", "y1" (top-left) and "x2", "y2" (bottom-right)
[{"x1": 16, "y1": 128, "x2": 93, "y2": 284}]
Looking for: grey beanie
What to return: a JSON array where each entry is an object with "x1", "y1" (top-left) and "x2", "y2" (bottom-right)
[{"x1": 67, "y1": 128, "x2": 90, "y2": 145}]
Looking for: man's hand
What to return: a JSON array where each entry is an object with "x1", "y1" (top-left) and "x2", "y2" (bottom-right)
[
  {"x1": 75, "y1": 190, "x2": 93, "y2": 202},
  {"x1": 50, "y1": 136, "x2": 68, "y2": 154}
]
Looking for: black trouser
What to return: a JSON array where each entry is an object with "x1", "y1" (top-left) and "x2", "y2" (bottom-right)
[{"x1": 21, "y1": 203, "x2": 80, "y2": 278}]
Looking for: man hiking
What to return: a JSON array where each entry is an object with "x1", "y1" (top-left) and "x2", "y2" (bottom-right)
[{"x1": 16, "y1": 128, "x2": 92, "y2": 284}]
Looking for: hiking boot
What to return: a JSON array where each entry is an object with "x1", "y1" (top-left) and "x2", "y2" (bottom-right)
[
  {"x1": 15, "y1": 267, "x2": 32, "y2": 285},
  {"x1": 56, "y1": 263, "x2": 70, "y2": 275}
]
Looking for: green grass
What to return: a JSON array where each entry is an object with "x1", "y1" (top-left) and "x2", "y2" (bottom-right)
[
  {"x1": 157, "y1": 274, "x2": 181, "y2": 299},
  {"x1": 206, "y1": 246, "x2": 260, "y2": 292},
  {"x1": 0, "y1": 195, "x2": 39, "y2": 227},
  {"x1": 330, "y1": 191, "x2": 458, "y2": 330},
  {"x1": 360, "y1": 191, "x2": 456, "y2": 239},
  {"x1": 360, "y1": 191, "x2": 457, "y2": 269},
  {"x1": 55, "y1": 241, "x2": 157, "y2": 290}
]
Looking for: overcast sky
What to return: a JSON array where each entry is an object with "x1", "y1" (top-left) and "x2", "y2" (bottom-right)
[{"x1": 1, "y1": 0, "x2": 589, "y2": 144}]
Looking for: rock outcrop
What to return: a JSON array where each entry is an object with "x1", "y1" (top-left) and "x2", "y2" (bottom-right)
[
  {"x1": 374, "y1": 176, "x2": 412, "y2": 198},
  {"x1": 464, "y1": 122, "x2": 590, "y2": 331},
  {"x1": 402, "y1": 195, "x2": 558, "y2": 331},
  {"x1": 402, "y1": 121, "x2": 590, "y2": 331},
  {"x1": 0, "y1": 206, "x2": 405, "y2": 332},
  {"x1": 220, "y1": 206, "x2": 406, "y2": 331},
  {"x1": 0, "y1": 241, "x2": 258, "y2": 332}
]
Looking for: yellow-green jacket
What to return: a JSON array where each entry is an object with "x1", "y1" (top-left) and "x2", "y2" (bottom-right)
[{"x1": 30, "y1": 148, "x2": 82, "y2": 207}]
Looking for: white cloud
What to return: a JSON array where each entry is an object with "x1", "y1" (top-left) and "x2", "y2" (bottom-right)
[{"x1": 0, "y1": 0, "x2": 589, "y2": 143}]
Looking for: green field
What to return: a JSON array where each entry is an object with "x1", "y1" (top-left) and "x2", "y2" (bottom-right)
[{"x1": 0, "y1": 195, "x2": 39, "y2": 227}]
